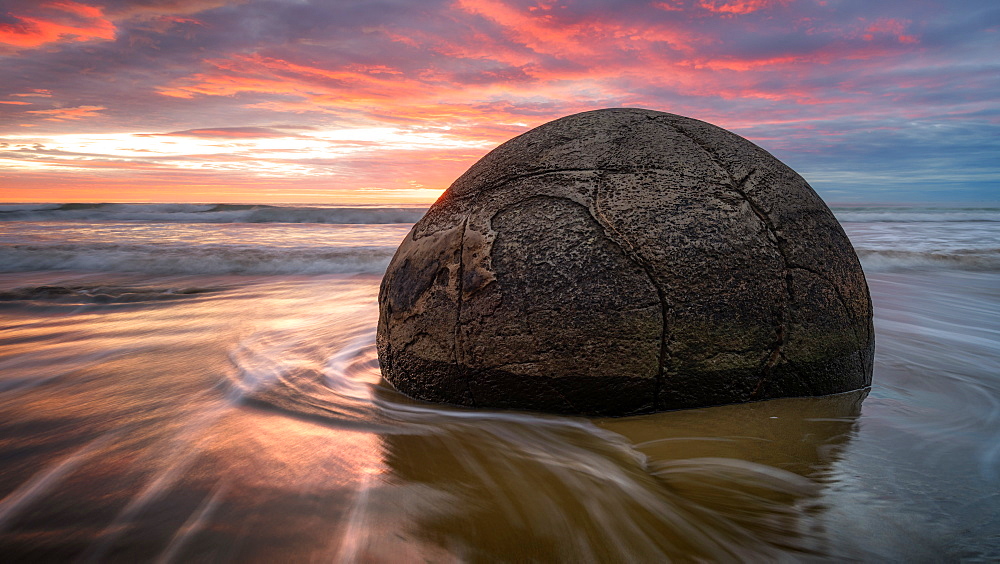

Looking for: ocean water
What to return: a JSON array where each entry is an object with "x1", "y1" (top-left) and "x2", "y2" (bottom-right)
[{"x1": 0, "y1": 203, "x2": 997, "y2": 561}]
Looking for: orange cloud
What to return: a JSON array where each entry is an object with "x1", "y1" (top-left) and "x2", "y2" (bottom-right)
[
  {"x1": 25, "y1": 105, "x2": 107, "y2": 121},
  {"x1": 0, "y1": 1, "x2": 116, "y2": 48},
  {"x1": 158, "y1": 53, "x2": 491, "y2": 124},
  {"x1": 12, "y1": 89, "x2": 53, "y2": 97},
  {"x1": 143, "y1": 7, "x2": 793, "y2": 140},
  {"x1": 0, "y1": 100, "x2": 32, "y2": 105},
  {"x1": 682, "y1": 39, "x2": 907, "y2": 74},
  {"x1": 157, "y1": 54, "x2": 407, "y2": 99},
  {"x1": 102, "y1": 0, "x2": 241, "y2": 20},
  {"x1": 152, "y1": 127, "x2": 301, "y2": 139},
  {"x1": 653, "y1": 1, "x2": 685, "y2": 12},
  {"x1": 156, "y1": 0, "x2": 928, "y2": 142},
  {"x1": 455, "y1": 0, "x2": 695, "y2": 58},
  {"x1": 145, "y1": 0, "x2": 929, "y2": 142},
  {"x1": 699, "y1": 0, "x2": 790, "y2": 15}
]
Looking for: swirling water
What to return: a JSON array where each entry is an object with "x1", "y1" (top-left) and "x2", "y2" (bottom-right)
[{"x1": 0, "y1": 204, "x2": 997, "y2": 561}]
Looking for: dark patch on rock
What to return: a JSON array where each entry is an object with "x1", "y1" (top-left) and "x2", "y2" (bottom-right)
[{"x1": 377, "y1": 108, "x2": 874, "y2": 415}]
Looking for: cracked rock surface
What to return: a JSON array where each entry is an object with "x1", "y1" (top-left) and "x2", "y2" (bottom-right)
[{"x1": 377, "y1": 108, "x2": 874, "y2": 416}]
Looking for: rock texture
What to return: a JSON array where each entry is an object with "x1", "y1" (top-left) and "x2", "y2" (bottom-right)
[{"x1": 377, "y1": 108, "x2": 874, "y2": 416}]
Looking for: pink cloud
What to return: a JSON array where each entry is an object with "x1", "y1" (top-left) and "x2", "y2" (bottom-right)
[
  {"x1": 149, "y1": 127, "x2": 301, "y2": 139},
  {"x1": 145, "y1": 0, "x2": 928, "y2": 142},
  {"x1": 25, "y1": 105, "x2": 107, "y2": 121},
  {"x1": 653, "y1": 1, "x2": 685, "y2": 12},
  {"x1": 1, "y1": 0, "x2": 975, "y2": 203},
  {"x1": 0, "y1": 1, "x2": 115, "y2": 49},
  {"x1": 698, "y1": 0, "x2": 792, "y2": 15},
  {"x1": 12, "y1": 89, "x2": 54, "y2": 97},
  {"x1": 455, "y1": 0, "x2": 696, "y2": 58},
  {"x1": 862, "y1": 18, "x2": 919, "y2": 44}
]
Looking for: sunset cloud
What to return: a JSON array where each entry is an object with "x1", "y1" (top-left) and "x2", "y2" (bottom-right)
[
  {"x1": 0, "y1": 0, "x2": 996, "y2": 203},
  {"x1": 25, "y1": 105, "x2": 106, "y2": 121},
  {"x1": 698, "y1": 0, "x2": 790, "y2": 16},
  {"x1": 862, "y1": 18, "x2": 919, "y2": 44},
  {"x1": 151, "y1": 126, "x2": 304, "y2": 139},
  {"x1": 11, "y1": 89, "x2": 53, "y2": 97},
  {"x1": 0, "y1": 1, "x2": 116, "y2": 49}
]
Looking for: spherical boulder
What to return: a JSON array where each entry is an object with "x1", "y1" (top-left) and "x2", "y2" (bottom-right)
[{"x1": 377, "y1": 108, "x2": 873, "y2": 416}]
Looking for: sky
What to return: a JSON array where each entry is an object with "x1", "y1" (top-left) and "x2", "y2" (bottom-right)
[{"x1": 0, "y1": 0, "x2": 997, "y2": 204}]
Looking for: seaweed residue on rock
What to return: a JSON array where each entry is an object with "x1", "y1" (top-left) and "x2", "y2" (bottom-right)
[{"x1": 377, "y1": 108, "x2": 874, "y2": 416}]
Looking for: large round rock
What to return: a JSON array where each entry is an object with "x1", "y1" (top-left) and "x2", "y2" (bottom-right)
[{"x1": 377, "y1": 108, "x2": 873, "y2": 416}]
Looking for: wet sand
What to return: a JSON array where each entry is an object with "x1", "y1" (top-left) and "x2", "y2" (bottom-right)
[{"x1": 0, "y1": 268, "x2": 998, "y2": 561}]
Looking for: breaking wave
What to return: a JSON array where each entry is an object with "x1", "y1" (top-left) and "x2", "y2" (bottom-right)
[
  {"x1": 857, "y1": 249, "x2": 1000, "y2": 272},
  {"x1": 0, "y1": 244, "x2": 395, "y2": 275},
  {"x1": 0, "y1": 203, "x2": 428, "y2": 224},
  {"x1": 832, "y1": 207, "x2": 1000, "y2": 223}
]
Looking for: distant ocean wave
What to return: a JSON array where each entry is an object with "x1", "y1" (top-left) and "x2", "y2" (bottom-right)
[
  {"x1": 832, "y1": 207, "x2": 1000, "y2": 223},
  {"x1": 0, "y1": 284, "x2": 225, "y2": 307},
  {"x1": 857, "y1": 249, "x2": 1000, "y2": 272},
  {"x1": 4, "y1": 204, "x2": 999, "y2": 275},
  {"x1": 5, "y1": 243, "x2": 995, "y2": 276},
  {"x1": 0, "y1": 244, "x2": 396, "y2": 275},
  {"x1": 0, "y1": 203, "x2": 428, "y2": 224},
  {"x1": 4, "y1": 204, "x2": 998, "y2": 225}
]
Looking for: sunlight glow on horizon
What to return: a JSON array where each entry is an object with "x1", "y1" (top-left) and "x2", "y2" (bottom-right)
[
  {"x1": 1, "y1": 0, "x2": 997, "y2": 204},
  {"x1": 0, "y1": 127, "x2": 496, "y2": 201}
]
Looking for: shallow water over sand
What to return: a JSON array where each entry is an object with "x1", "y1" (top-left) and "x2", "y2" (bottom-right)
[{"x1": 1, "y1": 265, "x2": 997, "y2": 561}]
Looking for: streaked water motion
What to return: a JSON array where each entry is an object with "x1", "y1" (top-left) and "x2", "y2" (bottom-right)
[{"x1": 0, "y1": 204, "x2": 997, "y2": 560}]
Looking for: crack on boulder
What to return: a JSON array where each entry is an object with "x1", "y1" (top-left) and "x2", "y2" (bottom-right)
[
  {"x1": 398, "y1": 330, "x2": 432, "y2": 354},
  {"x1": 465, "y1": 166, "x2": 710, "y2": 200},
  {"x1": 789, "y1": 264, "x2": 869, "y2": 354},
  {"x1": 454, "y1": 214, "x2": 478, "y2": 407},
  {"x1": 666, "y1": 122, "x2": 792, "y2": 401},
  {"x1": 590, "y1": 175, "x2": 671, "y2": 412},
  {"x1": 732, "y1": 182, "x2": 790, "y2": 400},
  {"x1": 480, "y1": 194, "x2": 662, "y2": 411}
]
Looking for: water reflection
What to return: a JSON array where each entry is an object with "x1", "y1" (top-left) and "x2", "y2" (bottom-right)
[
  {"x1": 0, "y1": 273, "x2": 869, "y2": 561},
  {"x1": 601, "y1": 390, "x2": 867, "y2": 476},
  {"x1": 363, "y1": 389, "x2": 866, "y2": 561}
]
